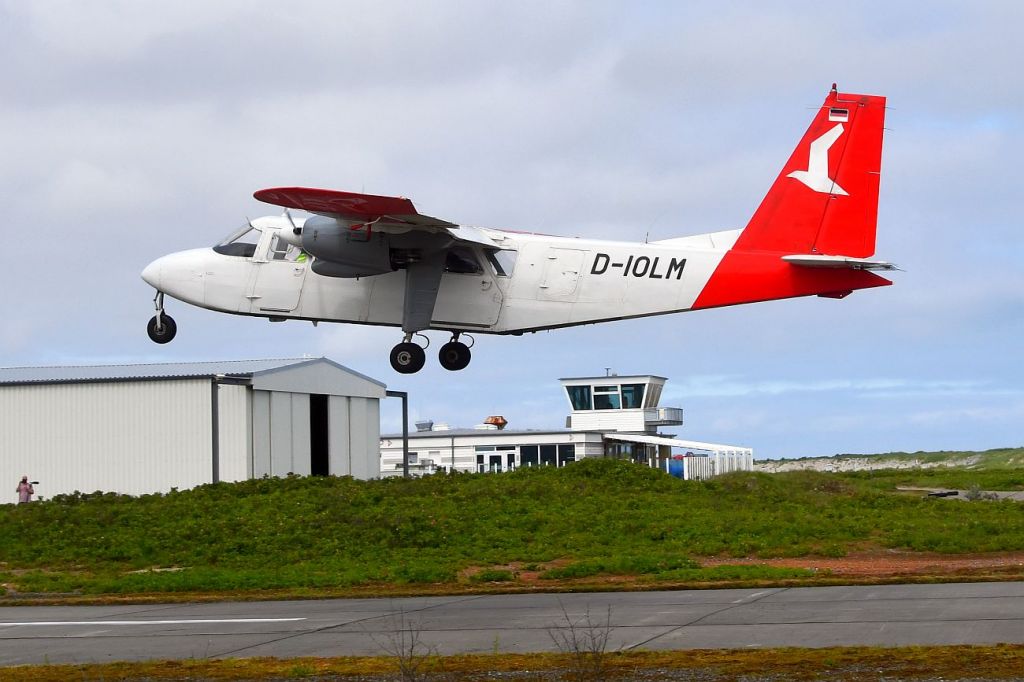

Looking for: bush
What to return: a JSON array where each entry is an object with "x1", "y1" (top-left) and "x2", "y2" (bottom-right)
[
  {"x1": 1, "y1": 458, "x2": 1023, "y2": 594},
  {"x1": 470, "y1": 569, "x2": 516, "y2": 583}
]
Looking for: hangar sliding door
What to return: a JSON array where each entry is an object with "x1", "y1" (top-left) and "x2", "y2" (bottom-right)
[
  {"x1": 327, "y1": 396, "x2": 381, "y2": 479},
  {"x1": 252, "y1": 390, "x2": 381, "y2": 480},
  {"x1": 251, "y1": 390, "x2": 311, "y2": 477}
]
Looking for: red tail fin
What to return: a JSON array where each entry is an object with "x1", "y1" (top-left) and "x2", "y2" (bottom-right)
[
  {"x1": 732, "y1": 87, "x2": 886, "y2": 258},
  {"x1": 691, "y1": 87, "x2": 891, "y2": 311}
]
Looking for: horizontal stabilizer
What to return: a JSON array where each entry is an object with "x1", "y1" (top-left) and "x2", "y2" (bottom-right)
[{"x1": 782, "y1": 254, "x2": 898, "y2": 270}]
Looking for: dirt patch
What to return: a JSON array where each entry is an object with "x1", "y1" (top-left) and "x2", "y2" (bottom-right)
[
  {"x1": 701, "y1": 549, "x2": 1024, "y2": 577},
  {"x1": 6, "y1": 552, "x2": 1024, "y2": 607},
  {"x1": 461, "y1": 551, "x2": 1024, "y2": 587}
]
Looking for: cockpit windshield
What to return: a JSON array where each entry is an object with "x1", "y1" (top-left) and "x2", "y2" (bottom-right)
[{"x1": 213, "y1": 224, "x2": 261, "y2": 257}]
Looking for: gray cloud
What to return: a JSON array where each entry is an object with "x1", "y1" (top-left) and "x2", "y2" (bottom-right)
[{"x1": 2, "y1": 1, "x2": 1021, "y2": 457}]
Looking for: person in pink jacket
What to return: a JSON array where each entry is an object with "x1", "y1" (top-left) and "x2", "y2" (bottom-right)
[{"x1": 16, "y1": 476, "x2": 33, "y2": 504}]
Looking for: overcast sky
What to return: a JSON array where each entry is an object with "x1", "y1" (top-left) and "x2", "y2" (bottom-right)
[{"x1": 2, "y1": 1, "x2": 1021, "y2": 459}]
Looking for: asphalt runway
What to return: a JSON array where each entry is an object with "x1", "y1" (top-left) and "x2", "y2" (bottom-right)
[{"x1": 1, "y1": 582, "x2": 1023, "y2": 665}]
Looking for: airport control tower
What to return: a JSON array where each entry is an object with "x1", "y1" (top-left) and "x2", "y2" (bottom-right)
[{"x1": 560, "y1": 374, "x2": 683, "y2": 435}]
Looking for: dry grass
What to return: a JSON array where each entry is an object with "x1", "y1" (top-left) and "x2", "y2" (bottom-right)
[{"x1": 4, "y1": 645, "x2": 1024, "y2": 681}]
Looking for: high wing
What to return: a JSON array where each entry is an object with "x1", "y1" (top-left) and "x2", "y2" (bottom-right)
[
  {"x1": 255, "y1": 187, "x2": 458, "y2": 228},
  {"x1": 254, "y1": 187, "x2": 500, "y2": 358},
  {"x1": 255, "y1": 186, "x2": 500, "y2": 248}
]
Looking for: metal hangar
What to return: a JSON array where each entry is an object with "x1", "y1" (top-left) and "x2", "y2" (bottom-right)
[{"x1": 0, "y1": 358, "x2": 385, "y2": 501}]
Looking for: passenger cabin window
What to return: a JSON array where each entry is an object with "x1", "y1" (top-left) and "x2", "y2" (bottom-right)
[
  {"x1": 213, "y1": 224, "x2": 261, "y2": 258},
  {"x1": 486, "y1": 249, "x2": 518, "y2": 277},
  {"x1": 445, "y1": 247, "x2": 483, "y2": 274}
]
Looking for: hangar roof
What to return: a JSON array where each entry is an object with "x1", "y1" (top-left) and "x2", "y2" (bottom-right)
[{"x1": 0, "y1": 358, "x2": 385, "y2": 393}]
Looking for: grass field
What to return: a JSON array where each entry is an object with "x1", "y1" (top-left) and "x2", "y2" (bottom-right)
[{"x1": 1, "y1": 456, "x2": 1022, "y2": 597}]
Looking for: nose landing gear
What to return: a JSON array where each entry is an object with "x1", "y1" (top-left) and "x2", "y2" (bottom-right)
[{"x1": 147, "y1": 291, "x2": 177, "y2": 344}]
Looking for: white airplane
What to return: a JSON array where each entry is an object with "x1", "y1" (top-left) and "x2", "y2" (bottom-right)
[{"x1": 142, "y1": 85, "x2": 895, "y2": 374}]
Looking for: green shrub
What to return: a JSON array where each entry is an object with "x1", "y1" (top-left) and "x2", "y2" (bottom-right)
[
  {"x1": 1, "y1": 456, "x2": 1023, "y2": 594},
  {"x1": 470, "y1": 569, "x2": 516, "y2": 583}
]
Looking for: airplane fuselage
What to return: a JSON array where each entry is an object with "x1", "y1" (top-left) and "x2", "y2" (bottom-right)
[
  {"x1": 144, "y1": 221, "x2": 743, "y2": 335},
  {"x1": 141, "y1": 88, "x2": 893, "y2": 373}
]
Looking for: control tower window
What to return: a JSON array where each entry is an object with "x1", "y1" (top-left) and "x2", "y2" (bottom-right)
[
  {"x1": 566, "y1": 385, "x2": 592, "y2": 411},
  {"x1": 593, "y1": 385, "x2": 621, "y2": 410},
  {"x1": 621, "y1": 384, "x2": 645, "y2": 409}
]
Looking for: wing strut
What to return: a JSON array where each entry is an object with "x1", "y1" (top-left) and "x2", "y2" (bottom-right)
[
  {"x1": 402, "y1": 251, "x2": 447, "y2": 335},
  {"x1": 387, "y1": 251, "x2": 448, "y2": 375}
]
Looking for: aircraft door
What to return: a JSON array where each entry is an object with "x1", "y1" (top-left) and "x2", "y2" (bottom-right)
[
  {"x1": 431, "y1": 246, "x2": 504, "y2": 327},
  {"x1": 249, "y1": 233, "x2": 308, "y2": 313},
  {"x1": 539, "y1": 248, "x2": 585, "y2": 301}
]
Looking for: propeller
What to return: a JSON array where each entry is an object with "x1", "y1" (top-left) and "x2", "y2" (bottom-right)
[
  {"x1": 284, "y1": 208, "x2": 300, "y2": 235},
  {"x1": 276, "y1": 210, "x2": 304, "y2": 248}
]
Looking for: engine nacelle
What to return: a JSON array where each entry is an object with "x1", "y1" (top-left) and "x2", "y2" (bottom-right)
[{"x1": 301, "y1": 215, "x2": 392, "y2": 278}]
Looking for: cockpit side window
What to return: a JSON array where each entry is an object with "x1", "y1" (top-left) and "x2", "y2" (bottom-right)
[
  {"x1": 213, "y1": 224, "x2": 261, "y2": 258},
  {"x1": 445, "y1": 246, "x2": 484, "y2": 274},
  {"x1": 486, "y1": 249, "x2": 518, "y2": 277},
  {"x1": 268, "y1": 234, "x2": 295, "y2": 261}
]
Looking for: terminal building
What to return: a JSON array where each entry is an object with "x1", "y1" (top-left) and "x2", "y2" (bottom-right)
[
  {"x1": 0, "y1": 358, "x2": 385, "y2": 501},
  {"x1": 380, "y1": 374, "x2": 752, "y2": 479}
]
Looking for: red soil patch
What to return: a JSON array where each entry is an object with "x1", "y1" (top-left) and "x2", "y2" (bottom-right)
[{"x1": 701, "y1": 549, "x2": 1024, "y2": 577}]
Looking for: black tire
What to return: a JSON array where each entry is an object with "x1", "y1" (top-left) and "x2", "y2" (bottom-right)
[
  {"x1": 390, "y1": 342, "x2": 426, "y2": 374},
  {"x1": 147, "y1": 314, "x2": 177, "y2": 344},
  {"x1": 438, "y1": 341, "x2": 471, "y2": 371}
]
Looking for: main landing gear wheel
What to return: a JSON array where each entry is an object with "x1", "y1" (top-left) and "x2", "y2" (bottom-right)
[
  {"x1": 390, "y1": 342, "x2": 426, "y2": 374},
  {"x1": 147, "y1": 314, "x2": 177, "y2": 344},
  {"x1": 438, "y1": 341, "x2": 472, "y2": 371}
]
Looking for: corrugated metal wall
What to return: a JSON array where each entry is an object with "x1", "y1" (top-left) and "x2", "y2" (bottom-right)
[
  {"x1": 0, "y1": 379, "x2": 212, "y2": 501},
  {"x1": 216, "y1": 384, "x2": 250, "y2": 482}
]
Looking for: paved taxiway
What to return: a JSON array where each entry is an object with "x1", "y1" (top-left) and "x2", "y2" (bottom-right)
[{"x1": 1, "y1": 582, "x2": 1023, "y2": 665}]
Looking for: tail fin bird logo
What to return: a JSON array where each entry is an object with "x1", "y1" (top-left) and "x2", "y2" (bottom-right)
[{"x1": 787, "y1": 123, "x2": 848, "y2": 195}]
